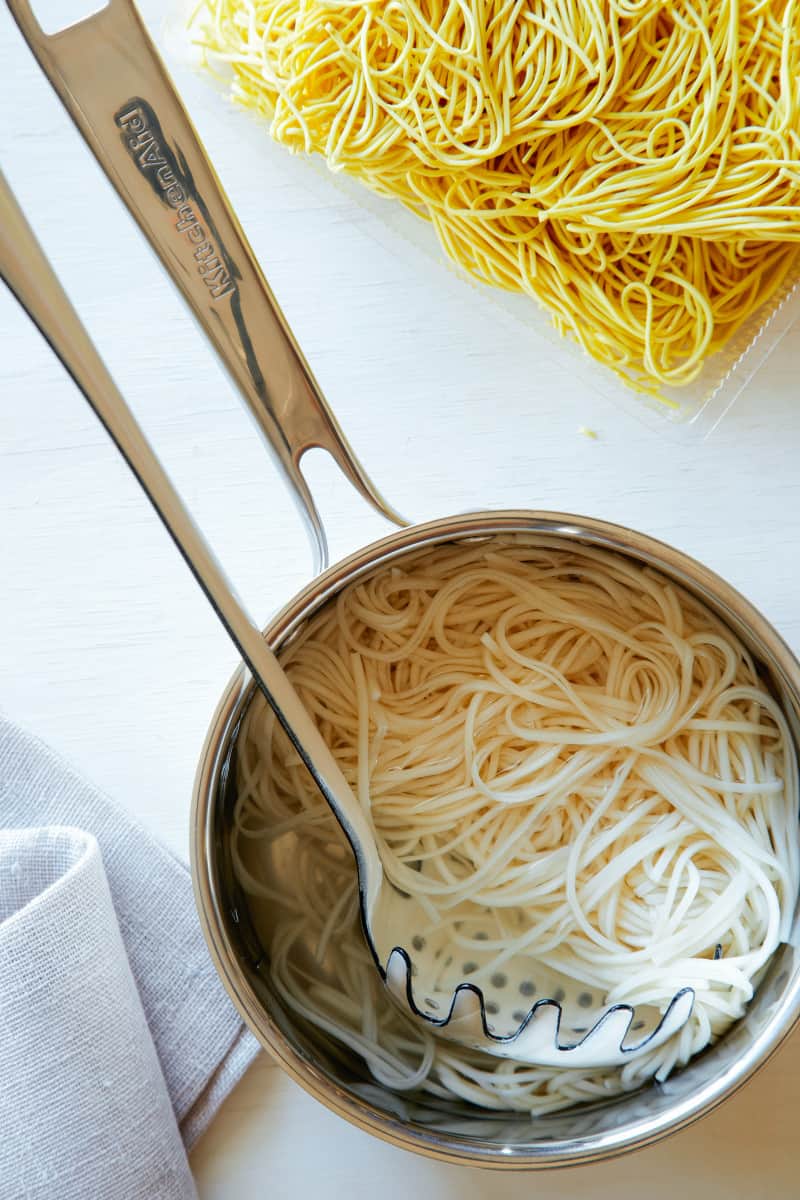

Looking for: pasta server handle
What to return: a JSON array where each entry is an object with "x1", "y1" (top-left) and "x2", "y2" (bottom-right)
[
  {"x1": 1, "y1": 165, "x2": 694, "y2": 1068},
  {"x1": 0, "y1": 161, "x2": 384, "y2": 936},
  {"x1": 5, "y1": 0, "x2": 405, "y2": 573}
]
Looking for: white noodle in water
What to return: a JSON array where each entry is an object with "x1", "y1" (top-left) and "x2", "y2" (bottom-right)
[{"x1": 233, "y1": 537, "x2": 799, "y2": 1113}]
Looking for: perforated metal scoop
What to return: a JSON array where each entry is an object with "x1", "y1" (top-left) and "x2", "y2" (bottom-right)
[
  {"x1": 2, "y1": 0, "x2": 693, "y2": 1067},
  {"x1": 377, "y1": 905, "x2": 694, "y2": 1067}
]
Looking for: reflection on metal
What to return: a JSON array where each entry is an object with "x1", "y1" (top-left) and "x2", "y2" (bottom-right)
[{"x1": 7, "y1": 0, "x2": 406, "y2": 572}]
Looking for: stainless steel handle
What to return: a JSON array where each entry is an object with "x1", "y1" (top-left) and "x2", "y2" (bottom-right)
[
  {"x1": 0, "y1": 164, "x2": 382, "y2": 910},
  {"x1": 5, "y1": 0, "x2": 405, "y2": 571}
]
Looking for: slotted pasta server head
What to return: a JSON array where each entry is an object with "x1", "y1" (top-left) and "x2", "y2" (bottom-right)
[
  {"x1": 373, "y1": 892, "x2": 694, "y2": 1068},
  {"x1": 2, "y1": 0, "x2": 693, "y2": 1067}
]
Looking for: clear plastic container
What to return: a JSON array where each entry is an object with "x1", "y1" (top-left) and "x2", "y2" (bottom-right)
[
  {"x1": 161, "y1": 3, "x2": 800, "y2": 439},
  {"x1": 286, "y1": 170, "x2": 800, "y2": 439}
]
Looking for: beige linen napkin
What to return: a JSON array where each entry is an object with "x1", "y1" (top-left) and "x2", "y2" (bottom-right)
[{"x1": 0, "y1": 716, "x2": 260, "y2": 1200}]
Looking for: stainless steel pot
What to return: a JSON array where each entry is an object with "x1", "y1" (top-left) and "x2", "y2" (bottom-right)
[{"x1": 193, "y1": 510, "x2": 800, "y2": 1169}]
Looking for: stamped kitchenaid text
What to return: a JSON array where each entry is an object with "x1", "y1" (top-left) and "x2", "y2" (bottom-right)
[{"x1": 115, "y1": 102, "x2": 235, "y2": 302}]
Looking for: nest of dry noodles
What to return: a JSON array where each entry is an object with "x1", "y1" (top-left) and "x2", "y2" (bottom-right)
[{"x1": 191, "y1": 0, "x2": 800, "y2": 391}]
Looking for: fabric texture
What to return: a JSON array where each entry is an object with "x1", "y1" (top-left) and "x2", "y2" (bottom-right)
[{"x1": 0, "y1": 716, "x2": 260, "y2": 1200}]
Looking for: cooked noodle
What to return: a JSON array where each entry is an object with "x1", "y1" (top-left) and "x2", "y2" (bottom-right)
[
  {"x1": 232, "y1": 538, "x2": 799, "y2": 1113},
  {"x1": 190, "y1": 0, "x2": 800, "y2": 392}
]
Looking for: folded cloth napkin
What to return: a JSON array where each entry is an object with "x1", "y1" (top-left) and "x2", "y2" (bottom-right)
[{"x1": 0, "y1": 716, "x2": 260, "y2": 1200}]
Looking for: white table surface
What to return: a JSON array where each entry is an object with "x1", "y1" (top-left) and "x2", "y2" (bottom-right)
[{"x1": 2, "y1": 5, "x2": 800, "y2": 1197}]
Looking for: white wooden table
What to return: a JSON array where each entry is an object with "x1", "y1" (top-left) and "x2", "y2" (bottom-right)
[{"x1": 2, "y1": 5, "x2": 800, "y2": 1196}]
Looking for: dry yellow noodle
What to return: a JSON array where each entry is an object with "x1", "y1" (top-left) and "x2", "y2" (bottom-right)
[
  {"x1": 191, "y1": 0, "x2": 800, "y2": 392},
  {"x1": 409, "y1": 155, "x2": 797, "y2": 383},
  {"x1": 533, "y1": 1, "x2": 800, "y2": 239}
]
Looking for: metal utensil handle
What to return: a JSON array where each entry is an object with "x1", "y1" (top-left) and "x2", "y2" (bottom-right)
[
  {"x1": 5, "y1": 0, "x2": 405, "y2": 571},
  {"x1": 0, "y1": 165, "x2": 382, "y2": 911}
]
